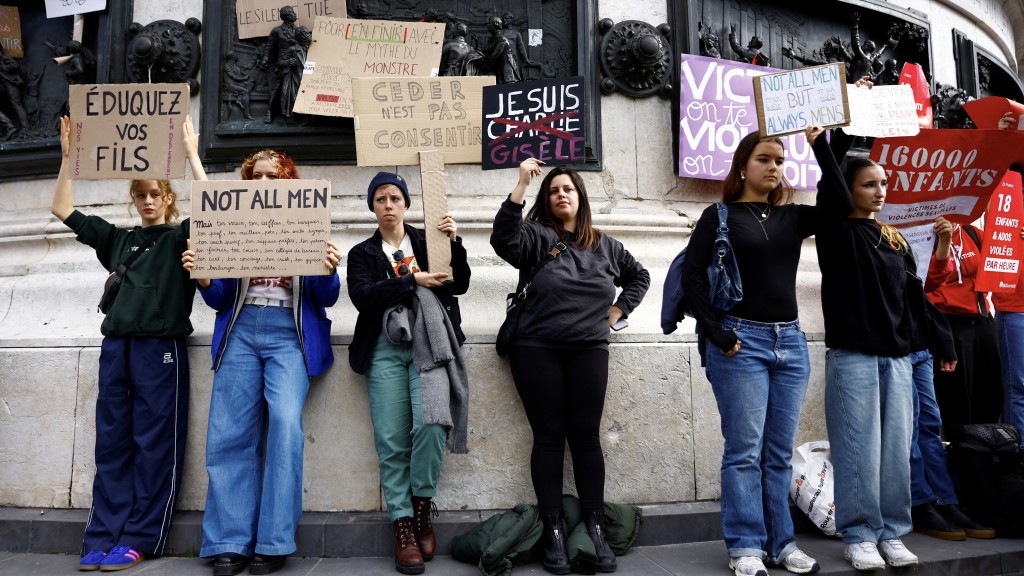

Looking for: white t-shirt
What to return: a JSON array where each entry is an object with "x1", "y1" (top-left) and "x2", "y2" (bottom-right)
[
  {"x1": 381, "y1": 236, "x2": 421, "y2": 277},
  {"x1": 247, "y1": 277, "x2": 293, "y2": 301}
]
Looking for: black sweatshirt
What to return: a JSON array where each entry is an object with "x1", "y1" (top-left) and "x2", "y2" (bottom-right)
[
  {"x1": 490, "y1": 197, "x2": 650, "y2": 348},
  {"x1": 812, "y1": 133, "x2": 916, "y2": 357},
  {"x1": 682, "y1": 201, "x2": 818, "y2": 352}
]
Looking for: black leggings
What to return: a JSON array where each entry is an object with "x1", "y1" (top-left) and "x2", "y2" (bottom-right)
[{"x1": 509, "y1": 345, "x2": 609, "y2": 515}]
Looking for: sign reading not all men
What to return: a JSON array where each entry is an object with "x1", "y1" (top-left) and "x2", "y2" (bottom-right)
[
  {"x1": 481, "y1": 76, "x2": 586, "y2": 170},
  {"x1": 190, "y1": 180, "x2": 332, "y2": 279}
]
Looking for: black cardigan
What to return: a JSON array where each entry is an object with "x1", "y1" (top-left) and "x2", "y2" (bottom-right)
[{"x1": 346, "y1": 224, "x2": 471, "y2": 375}]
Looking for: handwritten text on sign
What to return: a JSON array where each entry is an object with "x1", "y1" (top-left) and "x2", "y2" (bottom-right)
[
  {"x1": 977, "y1": 170, "x2": 1024, "y2": 293},
  {"x1": 69, "y1": 83, "x2": 189, "y2": 180},
  {"x1": 353, "y1": 76, "x2": 493, "y2": 166},
  {"x1": 190, "y1": 180, "x2": 332, "y2": 279},
  {"x1": 235, "y1": 0, "x2": 345, "y2": 40},
  {"x1": 753, "y1": 63, "x2": 849, "y2": 137},
  {"x1": 481, "y1": 76, "x2": 586, "y2": 170},
  {"x1": 677, "y1": 54, "x2": 821, "y2": 189},
  {"x1": 293, "y1": 17, "x2": 444, "y2": 117},
  {"x1": 844, "y1": 84, "x2": 920, "y2": 138},
  {"x1": 0, "y1": 5, "x2": 24, "y2": 58},
  {"x1": 44, "y1": 0, "x2": 106, "y2": 19}
]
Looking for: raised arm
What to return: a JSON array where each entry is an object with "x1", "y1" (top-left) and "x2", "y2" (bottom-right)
[
  {"x1": 183, "y1": 115, "x2": 207, "y2": 181},
  {"x1": 808, "y1": 126, "x2": 854, "y2": 219},
  {"x1": 51, "y1": 116, "x2": 75, "y2": 221}
]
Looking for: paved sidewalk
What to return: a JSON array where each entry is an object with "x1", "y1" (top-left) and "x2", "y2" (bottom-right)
[{"x1": 4, "y1": 532, "x2": 1024, "y2": 576}]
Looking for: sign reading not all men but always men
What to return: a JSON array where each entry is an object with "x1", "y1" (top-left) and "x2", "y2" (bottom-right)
[
  {"x1": 293, "y1": 17, "x2": 444, "y2": 118},
  {"x1": 753, "y1": 62, "x2": 849, "y2": 137},
  {"x1": 189, "y1": 180, "x2": 332, "y2": 279},
  {"x1": 69, "y1": 83, "x2": 189, "y2": 180},
  {"x1": 481, "y1": 76, "x2": 586, "y2": 170},
  {"x1": 44, "y1": 0, "x2": 106, "y2": 19},
  {"x1": 235, "y1": 0, "x2": 346, "y2": 40},
  {"x1": 352, "y1": 76, "x2": 494, "y2": 166}
]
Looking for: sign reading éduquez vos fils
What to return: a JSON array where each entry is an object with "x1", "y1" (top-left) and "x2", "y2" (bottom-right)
[{"x1": 69, "y1": 83, "x2": 189, "y2": 180}]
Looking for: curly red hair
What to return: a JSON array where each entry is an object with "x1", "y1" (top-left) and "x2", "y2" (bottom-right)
[{"x1": 240, "y1": 149, "x2": 299, "y2": 180}]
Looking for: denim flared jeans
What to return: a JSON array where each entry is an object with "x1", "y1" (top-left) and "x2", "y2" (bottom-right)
[{"x1": 201, "y1": 305, "x2": 309, "y2": 557}]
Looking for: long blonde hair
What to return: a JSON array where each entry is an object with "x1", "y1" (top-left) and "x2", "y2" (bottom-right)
[{"x1": 845, "y1": 158, "x2": 907, "y2": 252}]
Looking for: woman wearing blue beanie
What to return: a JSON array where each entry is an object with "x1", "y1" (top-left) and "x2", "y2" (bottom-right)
[{"x1": 347, "y1": 171, "x2": 471, "y2": 575}]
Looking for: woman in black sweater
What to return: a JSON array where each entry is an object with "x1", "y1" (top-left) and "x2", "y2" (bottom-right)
[
  {"x1": 490, "y1": 158, "x2": 649, "y2": 574},
  {"x1": 682, "y1": 129, "x2": 820, "y2": 576},
  {"x1": 810, "y1": 126, "x2": 920, "y2": 571}
]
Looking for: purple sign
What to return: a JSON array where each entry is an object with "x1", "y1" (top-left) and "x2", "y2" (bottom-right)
[{"x1": 678, "y1": 54, "x2": 821, "y2": 189}]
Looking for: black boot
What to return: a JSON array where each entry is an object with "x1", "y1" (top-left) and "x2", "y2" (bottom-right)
[
  {"x1": 585, "y1": 511, "x2": 617, "y2": 573},
  {"x1": 540, "y1": 513, "x2": 570, "y2": 575}
]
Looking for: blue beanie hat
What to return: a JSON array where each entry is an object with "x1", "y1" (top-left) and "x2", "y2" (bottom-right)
[{"x1": 367, "y1": 172, "x2": 410, "y2": 211}]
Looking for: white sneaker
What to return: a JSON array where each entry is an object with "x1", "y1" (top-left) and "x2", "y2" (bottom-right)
[
  {"x1": 878, "y1": 538, "x2": 919, "y2": 567},
  {"x1": 843, "y1": 542, "x2": 886, "y2": 571},
  {"x1": 780, "y1": 548, "x2": 820, "y2": 574},
  {"x1": 728, "y1": 556, "x2": 768, "y2": 576}
]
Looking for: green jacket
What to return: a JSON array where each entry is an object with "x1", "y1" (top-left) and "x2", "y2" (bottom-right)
[
  {"x1": 452, "y1": 496, "x2": 642, "y2": 576},
  {"x1": 65, "y1": 210, "x2": 195, "y2": 338}
]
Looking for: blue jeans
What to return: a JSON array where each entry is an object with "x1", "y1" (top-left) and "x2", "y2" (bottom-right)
[
  {"x1": 201, "y1": 305, "x2": 310, "y2": 557},
  {"x1": 705, "y1": 316, "x2": 810, "y2": 563},
  {"x1": 367, "y1": 333, "x2": 447, "y2": 521},
  {"x1": 825, "y1": 349, "x2": 913, "y2": 545},
  {"x1": 909, "y1": 350, "x2": 958, "y2": 506},
  {"x1": 997, "y1": 311, "x2": 1024, "y2": 446}
]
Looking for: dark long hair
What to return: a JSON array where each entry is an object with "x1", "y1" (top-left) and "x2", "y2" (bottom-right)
[
  {"x1": 721, "y1": 131, "x2": 794, "y2": 205},
  {"x1": 845, "y1": 157, "x2": 907, "y2": 252},
  {"x1": 525, "y1": 166, "x2": 602, "y2": 250}
]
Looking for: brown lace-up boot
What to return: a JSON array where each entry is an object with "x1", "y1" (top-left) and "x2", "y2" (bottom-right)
[
  {"x1": 393, "y1": 517, "x2": 425, "y2": 574},
  {"x1": 412, "y1": 496, "x2": 438, "y2": 560}
]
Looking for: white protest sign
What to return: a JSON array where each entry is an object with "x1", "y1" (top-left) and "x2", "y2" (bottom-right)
[
  {"x1": 845, "y1": 84, "x2": 920, "y2": 138},
  {"x1": 190, "y1": 180, "x2": 332, "y2": 279},
  {"x1": 753, "y1": 63, "x2": 849, "y2": 137},
  {"x1": 235, "y1": 0, "x2": 346, "y2": 40},
  {"x1": 293, "y1": 17, "x2": 444, "y2": 118},
  {"x1": 69, "y1": 83, "x2": 189, "y2": 180},
  {"x1": 45, "y1": 0, "x2": 106, "y2": 19}
]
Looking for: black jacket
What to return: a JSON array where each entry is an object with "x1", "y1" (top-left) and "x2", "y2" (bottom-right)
[{"x1": 347, "y1": 224, "x2": 471, "y2": 374}]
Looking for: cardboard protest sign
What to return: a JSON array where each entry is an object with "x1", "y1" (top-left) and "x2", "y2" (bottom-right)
[
  {"x1": 0, "y1": 6, "x2": 24, "y2": 58},
  {"x1": 963, "y1": 96, "x2": 1024, "y2": 131},
  {"x1": 189, "y1": 180, "x2": 332, "y2": 279},
  {"x1": 845, "y1": 84, "x2": 919, "y2": 138},
  {"x1": 293, "y1": 17, "x2": 444, "y2": 118},
  {"x1": 44, "y1": 0, "x2": 106, "y2": 19},
  {"x1": 69, "y1": 83, "x2": 189, "y2": 180},
  {"x1": 753, "y1": 63, "x2": 849, "y2": 137},
  {"x1": 352, "y1": 76, "x2": 492, "y2": 166},
  {"x1": 481, "y1": 76, "x2": 586, "y2": 170},
  {"x1": 899, "y1": 63, "x2": 932, "y2": 130},
  {"x1": 678, "y1": 54, "x2": 821, "y2": 189},
  {"x1": 419, "y1": 151, "x2": 453, "y2": 281},
  {"x1": 235, "y1": 0, "x2": 345, "y2": 39},
  {"x1": 872, "y1": 129, "x2": 1024, "y2": 227},
  {"x1": 976, "y1": 170, "x2": 1024, "y2": 293}
]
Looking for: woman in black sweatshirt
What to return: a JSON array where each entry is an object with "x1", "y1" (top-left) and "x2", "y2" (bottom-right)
[
  {"x1": 490, "y1": 158, "x2": 649, "y2": 574},
  {"x1": 810, "y1": 125, "x2": 921, "y2": 571}
]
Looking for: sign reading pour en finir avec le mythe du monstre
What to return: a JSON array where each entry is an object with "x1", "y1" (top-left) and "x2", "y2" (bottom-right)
[
  {"x1": 481, "y1": 76, "x2": 586, "y2": 170},
  {"x1": 69, "y1": 83, "x2": 190, "y2": 180}
]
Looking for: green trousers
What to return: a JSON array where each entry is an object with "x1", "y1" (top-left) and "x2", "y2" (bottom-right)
[{"x1": 367, "y1": 333, "x2": 447, "y2": 520}]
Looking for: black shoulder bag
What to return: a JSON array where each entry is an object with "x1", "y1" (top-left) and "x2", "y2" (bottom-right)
[
  {"x1": 98, "y1": 229, "x2": 170, "y2": 314},
  {"x1": 495, "y1": 241, "x2": 567, "y2": 357}
]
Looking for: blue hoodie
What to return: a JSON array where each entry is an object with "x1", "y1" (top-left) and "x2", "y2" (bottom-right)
[{"x1": 199, "y1": 275, "x2": 340, "y2": 377}]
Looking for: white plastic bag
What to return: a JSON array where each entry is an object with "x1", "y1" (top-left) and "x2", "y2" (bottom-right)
[{"x1": 790, "y1": 441, "x2": 837, "y2": 536}]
